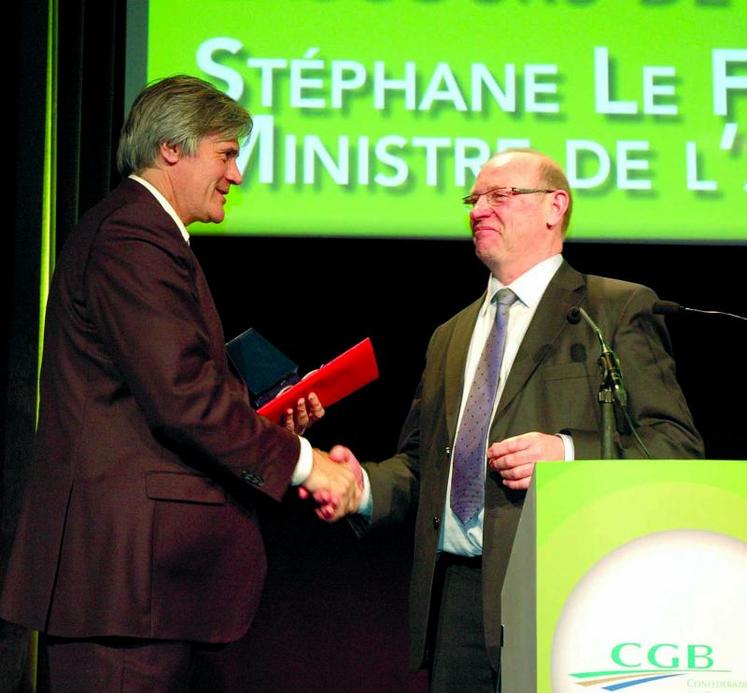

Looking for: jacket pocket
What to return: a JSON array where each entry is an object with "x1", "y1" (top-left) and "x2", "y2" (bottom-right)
[
  {"x1": 541, "y1": 361, "x2": 590, "y2": 382},
  {"x1": 145, "y1": 471, "x2": 226, "y2": 505}
]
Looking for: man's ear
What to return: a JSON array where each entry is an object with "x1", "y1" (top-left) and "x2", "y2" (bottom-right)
[
  {"x1": 159, "y1": 141, "x2": 181, "y2": 165},
  {"x1": 546, "y1": 189, "x2": 569, "y2": 229}
]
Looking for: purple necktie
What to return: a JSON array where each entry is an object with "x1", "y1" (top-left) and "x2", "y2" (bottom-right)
[{"x1": 450, "y1": 288, "x2": 517, "y2": 525}]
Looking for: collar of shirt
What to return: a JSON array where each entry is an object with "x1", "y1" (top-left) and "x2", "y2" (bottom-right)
[
  {"x1": 481, "y1": 254, "x2": 564, "y2": 316},
  {"x1": 129, "y1": 174, "x2": 190, "y2": 245}
]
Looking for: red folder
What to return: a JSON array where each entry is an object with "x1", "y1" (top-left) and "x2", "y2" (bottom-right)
[{"x1": 257, "y1": 338, "x2": 378, "y2": 424}]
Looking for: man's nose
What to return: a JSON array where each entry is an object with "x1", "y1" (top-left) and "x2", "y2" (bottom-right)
[
  {"x1": 470, "y1": 195, "x2": 493, "y2": 222},
  {"x1": 227, "y1": 158, "x2": 242, "y2": 185}
]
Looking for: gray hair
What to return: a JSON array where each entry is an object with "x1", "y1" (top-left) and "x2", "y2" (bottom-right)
[{"x1": 117, "y1": 75, "x2": 252, "y2": 176}]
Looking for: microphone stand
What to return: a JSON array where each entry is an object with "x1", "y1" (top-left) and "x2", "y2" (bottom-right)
[{"x1": 568, "y1": 307, "x2": 628, "y2": 459}]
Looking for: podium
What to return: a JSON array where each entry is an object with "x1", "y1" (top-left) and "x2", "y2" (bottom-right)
[{"x1": 501, "y1": 460, "x2": 747, "y2": 693}]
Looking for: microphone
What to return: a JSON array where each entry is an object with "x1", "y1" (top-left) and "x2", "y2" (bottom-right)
[
  {"x1": 651, "y1": 300, "x2": 681, "y2": 316},
  {"x1": 565, "y1": 306, "x2": 627, "y2": 406},
  {"x1": 566, "y1": 306, "x2": 582, "y2": 324},
  {"x1": 565, "y1": 303, "x2": 655, "y2": 459},
  {"x1": 652, "y1": 300, "x2": 747, "y2": 323}
]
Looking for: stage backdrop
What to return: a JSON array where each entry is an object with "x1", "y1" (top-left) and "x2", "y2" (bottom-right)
[{"x1": 127, "y1": 0, "x2": 747, "y2": 242}]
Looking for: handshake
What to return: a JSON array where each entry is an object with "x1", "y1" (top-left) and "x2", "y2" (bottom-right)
[
  {"x1": 282, "y1": 392, "x2": 364, "y2": 522},
  {"x1": 299, "y1": 446, "x2": 364, "y2": 522}
]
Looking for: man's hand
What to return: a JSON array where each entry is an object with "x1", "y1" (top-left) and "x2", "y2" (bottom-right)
[
  {"x1": 329, "y1": 444, "x2": 364, "y2": 492},
  {"x1": 487, "y1": 432, "x2": 564, "y2": 490},
  {"x1": 282, "y1": 392, "x2": 324, "y2": 435},
  {"x1": 299, "y1": 447, "x2": 361, "y2": 521}
]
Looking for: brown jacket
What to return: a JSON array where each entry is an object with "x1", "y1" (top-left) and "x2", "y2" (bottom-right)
[{"x1": 1, "y1": 178, "x2": 299, "y2": 643}]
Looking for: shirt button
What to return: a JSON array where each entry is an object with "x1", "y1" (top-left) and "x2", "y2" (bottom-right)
[{"x1": 433, "y1": 515, "x2": 441, "y2": 530}]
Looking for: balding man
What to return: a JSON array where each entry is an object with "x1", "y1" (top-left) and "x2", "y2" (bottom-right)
[{"x1": 326, "y1": 150, "x2": 703, "y2": 691}]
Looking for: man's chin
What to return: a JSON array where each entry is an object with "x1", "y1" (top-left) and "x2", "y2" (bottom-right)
[
  {"x1": 474, "y1": 236, "x2": 499, "y2": 256},
  {"x1": 474, "y1": 241, "x2": 502, "y2": 267}
]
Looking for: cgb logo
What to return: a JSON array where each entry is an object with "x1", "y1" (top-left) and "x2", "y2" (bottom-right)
[
  {"x1": 568, "y1": 643, "x2": 722, "y2": 689},
  {"x1": 610, "y1": 642, "x2": 713, "y2": 669}
]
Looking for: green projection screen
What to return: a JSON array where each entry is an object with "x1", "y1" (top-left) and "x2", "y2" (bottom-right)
[{"x1": 126, "y1": 0, "x2": 746, "y2": 241}]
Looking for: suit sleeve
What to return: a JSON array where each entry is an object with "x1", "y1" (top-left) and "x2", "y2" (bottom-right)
[
  {"x1": 364, "y1": 377, "x2": 422, "y2": 527},
  {"x1": 82, "y1": 204, "x2": 299, "y2": 500},
  {"x1": 568, "y1": 284, "x2": 704, "y2": 460},
  {"x1": 362, "y1": 324, "x2": 447, "y2": 527}
]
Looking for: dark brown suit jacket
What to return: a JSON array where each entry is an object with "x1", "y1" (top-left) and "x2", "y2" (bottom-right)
[
  {"x1": 0, "y1": 179, "x2": 300, "y2": 643},
  {"x1": 365, "y1": 260, "x2": 704, "y2": 671}
]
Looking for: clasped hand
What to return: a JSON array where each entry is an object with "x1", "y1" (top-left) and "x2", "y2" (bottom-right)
[
  {"x1": 279, "y1": 393, "x2": 362, "y2": 521},
  {"x1": 299, "y1": 446, "x2": 364, "y2": 522}
]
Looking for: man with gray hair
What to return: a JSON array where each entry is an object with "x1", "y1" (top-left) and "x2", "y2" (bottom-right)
[{"x1": 0, "y1": 75, "x2": 359, "y2": 690}]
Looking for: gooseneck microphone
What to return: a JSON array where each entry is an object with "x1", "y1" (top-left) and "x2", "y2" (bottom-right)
[
  {"x1": 566, "y1": 305, "x2": 651, "y2": 459},
  {"x1": 566, "y1": 306, "x2": 627, "y2": 407},
  {"x1": 652, "y1": 301, "x2": 747, "y2": 323}
]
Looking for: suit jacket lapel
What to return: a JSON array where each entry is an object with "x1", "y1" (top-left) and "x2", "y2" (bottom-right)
[
  {"x1": 444, "y1": 296, "x2": 483, "y2": 442},
  {"x1": 492, "y1": 261, "x2": 587, "y2": 423}
]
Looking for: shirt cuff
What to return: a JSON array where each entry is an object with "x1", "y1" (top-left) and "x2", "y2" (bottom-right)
[
  {"x1": 290, "y1": 436, "x2": 313, "y2": 485},
  {"x1": 358, "y1": 468, "x2": 373, "y2": 518},
  {"x1": 557, "y1": 433, "x2": 575, "y2": 461}
]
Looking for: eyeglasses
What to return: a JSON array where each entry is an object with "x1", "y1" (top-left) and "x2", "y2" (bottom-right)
[{"x1": 462, "y1": 186, "x2": 556, "y2": 208}]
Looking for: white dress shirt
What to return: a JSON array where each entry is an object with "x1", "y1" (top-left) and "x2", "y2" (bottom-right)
[{"x1": 440, "y1": 254, "x2": 570, "y2": 555}]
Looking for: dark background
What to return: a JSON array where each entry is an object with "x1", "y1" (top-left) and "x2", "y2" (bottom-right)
[{"x1": 2, "y1": 2, "x2": 744, "y2": 691}]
